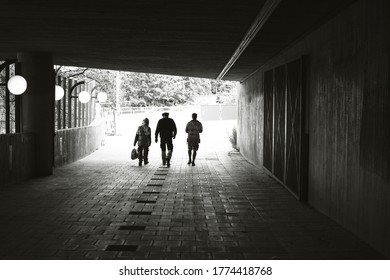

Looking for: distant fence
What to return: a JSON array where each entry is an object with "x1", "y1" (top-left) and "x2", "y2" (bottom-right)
[{"x1": 119, "y1": 104, "x2": 237, "y2": 121}]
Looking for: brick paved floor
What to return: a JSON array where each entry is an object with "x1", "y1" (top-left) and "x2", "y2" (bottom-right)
[{"x1": 0, "y1": 127, "x2": 386, "y2": 260}]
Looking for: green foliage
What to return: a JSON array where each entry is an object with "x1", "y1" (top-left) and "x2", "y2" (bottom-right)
[{"x1": 56, "y1": 66, "x2": 237, "y2": 107}]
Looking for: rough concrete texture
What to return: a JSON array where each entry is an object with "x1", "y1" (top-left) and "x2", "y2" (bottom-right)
[{"x1": 237, "y1": 0, "x2": 390, "y2": 258}]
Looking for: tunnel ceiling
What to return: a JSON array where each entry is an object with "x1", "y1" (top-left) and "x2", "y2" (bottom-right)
[{"x1": 0, "y1": 0, "x2": 355, "y2": 81}]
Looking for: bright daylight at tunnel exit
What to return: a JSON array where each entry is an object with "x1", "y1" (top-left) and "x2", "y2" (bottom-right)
[{"x1": 47, "y1": 66, "x2": 240, "y2": 166}]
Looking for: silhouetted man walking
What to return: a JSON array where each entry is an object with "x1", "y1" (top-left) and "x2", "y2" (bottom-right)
[
  {"x1": 155, "y1": 112, "x2": 177, "y2": 167},
  {"x1": 185, "y1": 113, "x2": 203, "y2": 166}
]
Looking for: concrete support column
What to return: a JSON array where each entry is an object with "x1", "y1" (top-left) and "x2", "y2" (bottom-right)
[{"x1": 17, "y1": 52, "x2": 55, "y2": 176}]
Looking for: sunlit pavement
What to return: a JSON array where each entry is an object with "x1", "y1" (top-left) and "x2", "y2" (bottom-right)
[{"x1": 0, "y1": 117, "x2": 385, "y2": 259}]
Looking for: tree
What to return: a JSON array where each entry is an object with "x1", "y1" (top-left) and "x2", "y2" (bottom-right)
[{"x1": 56, "y1": 66, "x2": 237, "y2": 107}]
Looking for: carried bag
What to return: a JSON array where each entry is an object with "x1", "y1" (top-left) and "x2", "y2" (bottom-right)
[{"x1": 131, "y1": 148, "x2": 138, "y2": 160}]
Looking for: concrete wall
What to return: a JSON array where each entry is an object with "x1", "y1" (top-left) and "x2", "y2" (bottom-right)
[
  {"x1": 237, "y1": 71, "x2": 264, "y2": 167},
  {"x1": 54, "y1": 119, "x2": 105, "y2": 167},
  {"x1": 1, "y1": 120, "x2": 105, "y2": 184},
  {"x1": 237, "y1": 0, "x2": 390, "y2": 257},
  {"x1": 0, "y1": 133, "x2": 35, "y2": 185}
]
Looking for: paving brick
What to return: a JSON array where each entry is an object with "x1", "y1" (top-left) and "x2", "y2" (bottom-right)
[{"x1": 0, "y1": 135, "x2": 385, "y2": 260}]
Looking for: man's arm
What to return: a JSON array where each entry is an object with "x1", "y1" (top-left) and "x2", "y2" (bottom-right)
[
  {"x1": 148, "y1": 128, "x2": 152, "y2": 146},
  {"x1": 172, "y1": 120, "x2": 177, "y2": 138},
  {"x1": 134, "y1": 128, "x2": 139, "y2": 146},
  {"x1": 155, "y1": 121, "x2": 160, "y2": 142},
  {"x1": 185, "y1": 122, "x2": 189, "y2": 133}
]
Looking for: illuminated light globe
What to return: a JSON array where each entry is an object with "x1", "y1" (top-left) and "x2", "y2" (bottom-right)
[
  {"x1": 55, "y1": 85, "x2": 65, "y2": 100},
  {"x1": 78, "y1": 91, "x2": 90, "y2": 103},
  {"x1": 7, "y1": 75, "x2": 27, "y2": 95},
  {"x1": 97, "y1": 91, "x2": 107, "y2": 103}
]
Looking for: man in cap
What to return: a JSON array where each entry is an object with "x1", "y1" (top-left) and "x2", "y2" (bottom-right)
[
  {"x1": 155, "y1": 112, "x2": 177, "y2": 167},
  {"x1": 185, "y1": 113, "x2": 203, "y2": 166}
]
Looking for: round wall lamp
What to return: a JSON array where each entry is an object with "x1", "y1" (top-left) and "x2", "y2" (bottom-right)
[
  {"x1": 7, "y1": 75, "x2": 27, "y2": 95},
  {"x1": 78, "y1": 91, "x2": 91, "y2": 103},
  {"x1": 96, "y1": 92, "x2": 107, "y2": 103},
  {"x1": 90, "y1": 85, "x2": 108, "y2": 103},
  {"x1": 55, "y1": 85, "x2": 65, "y2": 100},
  {"x1": 66, "y1": 81, "x2": 107, "y2": 103}
]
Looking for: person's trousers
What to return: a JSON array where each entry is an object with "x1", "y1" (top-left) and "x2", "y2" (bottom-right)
[
  {"x1": 160, "y1": 137, "x2": 173, "y2": 163},
  {"x1": 138, "y1": 145, "x2": 149, "y2": 163}
]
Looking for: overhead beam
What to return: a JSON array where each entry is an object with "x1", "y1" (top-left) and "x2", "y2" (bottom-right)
[{"x1": 216, "y1": 0, "x2": 282, "y2": 80}]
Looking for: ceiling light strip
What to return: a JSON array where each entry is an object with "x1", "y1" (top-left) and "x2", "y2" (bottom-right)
[{"x1": 216, "y1": 0, "x2": 282, "y2": 80}]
